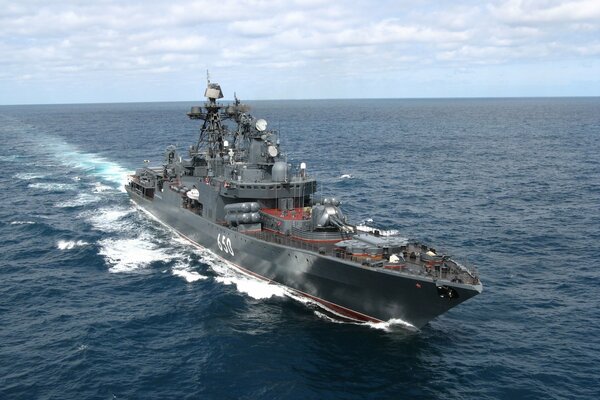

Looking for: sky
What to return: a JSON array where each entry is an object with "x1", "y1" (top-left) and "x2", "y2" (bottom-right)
[{"x1": 0, "y1": 0, "x2": 599, "y2": 104}]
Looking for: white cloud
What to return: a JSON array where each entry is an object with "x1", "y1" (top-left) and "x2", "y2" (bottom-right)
[
  {"x1": 0, "y1": 0, "x2": 598, "y2": 103},
  {"x1": 490, "y1": 0, "x2": 600, "y2": 25},
  {"x1": 145, "y1": 36, "x2": 210, "y2": 53}
]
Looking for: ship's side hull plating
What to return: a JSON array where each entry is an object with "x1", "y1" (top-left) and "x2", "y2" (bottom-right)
[{"x1": 128, "y1": 189, "x2": 481, "y2": 329}]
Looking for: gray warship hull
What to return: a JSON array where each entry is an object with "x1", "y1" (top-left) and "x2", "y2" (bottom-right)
[
  {"x1": 127, "y1": 186, "x2": 481, "y2": 329},
  {"x1": 125, "y1": 77, "x2": 482, "y2": 329}
]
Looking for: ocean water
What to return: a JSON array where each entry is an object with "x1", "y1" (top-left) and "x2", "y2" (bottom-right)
[{"x1": 1, "y1": 97, "x2": 599, "y2": 399}]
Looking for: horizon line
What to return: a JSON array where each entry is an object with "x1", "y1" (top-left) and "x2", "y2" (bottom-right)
[{"x1": 1, "y1": 95, "x2": 599, "y2": 107}]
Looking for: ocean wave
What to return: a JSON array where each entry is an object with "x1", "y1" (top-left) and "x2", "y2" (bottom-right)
[
  {"x1": 15, "y1": 132, "x2": 131, "y2": 191},
  {"x1": 10, "y1": 220, "x2": 36, "y2": 225},
  {"x1": 55, "y1": 193, "x2": 100, "y2": 208},
  {"x1": 88, "y1": 206, "x2": 188, "y2": 274},
  {"x1": 28, "y1": 182, "x2": 77, "y2": 191},
  {"x1": 214, "y1": 274, "x2": 287, "y2": 300},
  {"x1": 57, "y1": 240, "x2": 90, "y2": 250},
  {"x1": 365, "y1": 318, "x2": 418, "y2": 332},
  {"x1": 171, "y1": 261, "x2": 208, "y2": 283},
  {"x1": 14, "y1": 172, "x2": 47, "y2": 180},
  {"x1": 98, "y1": 236, "x2": 175, "y2": 273},
  {"x1": 312, "y1": 310, "x2": 353, "y2": 324},
  {"x1": 92, "y1": 182, "x2": 114, "y2": 193},
  {"x1": 76, "y1": 344, "x2": 88, "y2": 352},
  {"x1": 0, "y1": 155, "x2": 20, "y2": 162},
  {"x1": 85, "y1": 207, "x2": 134, "y2": 233},
  {"x1": 313, "y1": 309, "x2": 417, "y2": 331},
  {"x1": 63, "y1": 152, "x2": 130, "y2": 191}
]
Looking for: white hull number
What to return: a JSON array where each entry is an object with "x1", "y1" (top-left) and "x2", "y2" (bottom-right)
[{"x1": 217, "y1": 233, "x2": 234, "y2": 256}]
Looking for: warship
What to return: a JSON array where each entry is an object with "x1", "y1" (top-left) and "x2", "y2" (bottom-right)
[{"x1": 126, "y1": 78, "x2": 482, "y2": 329}]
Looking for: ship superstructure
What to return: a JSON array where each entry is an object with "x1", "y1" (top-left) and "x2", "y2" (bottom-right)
[{"x1": 126, "y1": 78, "x2": 482, "y2": 329}]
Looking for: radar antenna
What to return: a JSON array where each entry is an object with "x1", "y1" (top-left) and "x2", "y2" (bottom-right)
[
  {"x1": 187, "y1": 76, "x2": 253, "y2": 170},
  {"x1": 192, "y1": 74, "x2": 226, "y2": 161}
]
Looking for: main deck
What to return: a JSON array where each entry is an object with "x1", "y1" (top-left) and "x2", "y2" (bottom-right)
[
  {"x1": 129, "y1": 175, "x2": 480, "y2": 287},
  {"x1": 245, "y1": 229, "x2": 480, "y2": 286}
]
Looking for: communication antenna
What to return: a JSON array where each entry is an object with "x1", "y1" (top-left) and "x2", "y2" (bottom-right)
[{"x1": 206, "y1": 69, "x2": 210, "y2": 84}]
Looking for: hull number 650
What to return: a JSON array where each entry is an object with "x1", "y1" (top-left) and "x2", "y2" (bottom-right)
[{"x1": 217, "y1": 233, "x2": 234, "y2": 256}]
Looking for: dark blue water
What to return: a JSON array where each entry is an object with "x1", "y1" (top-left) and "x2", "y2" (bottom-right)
[{"x1": 1, "y1": 98, "x2": 599, "y2": 399}]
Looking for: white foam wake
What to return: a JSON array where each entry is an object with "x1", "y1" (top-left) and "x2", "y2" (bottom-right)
[
  {"x1": 69, "y1": 154, "x2": 130, "y2": 191},
  {"x1": 10, "y1": 221, "x2": 36, "y2": 225},
  {"x1": 55, "y1": 193, "x2": 100, "y2": 208},
  {"x1": 171, "y1": 261, "x2": 208, "y2": 283},
  {"x1": 214, "y1": 274, "x2": 287, "y2": 299},
  {"x1": 85, "y1": 205, "x2": 177, "y2": 274},
  {"x1": 28, "y1": 182, "x2": 77, "y2": 191},
  {"x1": 365, "y1": 318, "x2": 418, "y2": 332},
  {"x1": 28, "y1": 132, "x2": 132, "y2": 191},
  {"x1": 92, "y1": 182, "x2": 114, "y2": 193},
  {"x1": 14, "y1": 172, "x2": 47, "y2": 180},
  {"x1": 313, "y1": 310, "x2": 417, "y2": 332},
  {"x1": 85, "y1": 207, "x2": 134, "y2": 233},
  {"x1": 98, "y1": 235, "x2": 175, "y2": 273},
  {"x1": 59, "y1": 149, "x2": 130, "y2": 191},
  {"x1": 200, "y1": 251, "x2": 288, "y2": 300},
  {"x1": 57, "y1": 240, "x2": 90, "y2": 250}
]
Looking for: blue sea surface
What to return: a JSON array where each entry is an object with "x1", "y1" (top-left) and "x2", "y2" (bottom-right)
[{"x1": 1, "y1": 97, "x2": 599, "y2": 399}]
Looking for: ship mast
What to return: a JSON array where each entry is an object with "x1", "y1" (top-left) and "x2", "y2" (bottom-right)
[
  {"x1": 187, "y1": 73, "x2": 254, "y2": 175},
  {"x1": 186, "y1": 72, "x2": 231, "y2": 177},
  {"x1": 198, "y1": 74, "x2": 225, "y2": 159}
]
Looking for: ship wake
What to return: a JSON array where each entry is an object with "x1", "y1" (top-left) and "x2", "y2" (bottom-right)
[
  {"x1": 11, "y1": 123, "x2": 132, "y2": 191},
  {"x1": 88, "y1": 206, "x2": 208, "y2": 279}
]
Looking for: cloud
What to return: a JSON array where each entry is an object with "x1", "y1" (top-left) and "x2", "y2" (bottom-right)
[
  {"x1": 490, "y1": 0, "x2": 600, "y2": 25},
  {"x1": 145, "y1": 36, "x2": 210, "y2": 53},
  {"x1": 330, "y1": 19, "x2": 471, "y2": 47},
  {"x1": 0, "y1": 0, "x2": 598, "y2": 103}
]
